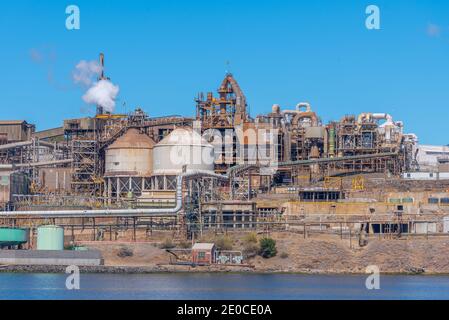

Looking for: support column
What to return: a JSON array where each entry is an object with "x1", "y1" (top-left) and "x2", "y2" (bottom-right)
[
  {"x1": 249, "y1": 211, "x2": 253, "y2": 229},
  {"x1": 107, "y1": 178, "x2": 112, "y2": 205},
  {"x1": 116, "y1": 177, "x2": 120, "y2": 201}
]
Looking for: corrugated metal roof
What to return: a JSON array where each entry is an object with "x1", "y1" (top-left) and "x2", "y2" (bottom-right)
[
  {"x1": 0, "y1": 120, "x2": 26, "y2": 125},
  {"x1": 192, "y1": 243, "x2": 215, "y2": 250}
]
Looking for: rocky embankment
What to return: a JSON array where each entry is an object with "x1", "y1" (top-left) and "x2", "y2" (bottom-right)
[
  {"x1": 2, "y1": 234, "x2": 449, "y2": 275},
  {"x1": 249, "y1": 233, "x2": 449, "y2": 274}
]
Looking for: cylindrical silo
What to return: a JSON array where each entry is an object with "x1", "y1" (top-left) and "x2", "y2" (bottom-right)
[
  {"x1": 105, "y1": 128, "x2": 155, "y2": 177},
  {"x1": 153, "y1": 127, "x2": 215, "y2": 175},
  {"x1": 37, "y1": 225, "x2": 64, "y2": 251}
]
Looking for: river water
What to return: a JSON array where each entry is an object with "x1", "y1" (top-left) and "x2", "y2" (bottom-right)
[{"x1": 0, "y1": 273, "x2": 448, "y2": 300}]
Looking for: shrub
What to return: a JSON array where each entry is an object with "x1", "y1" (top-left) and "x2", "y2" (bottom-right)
[
  {"x1": 243, "y1": 232, "x2": 258, "y2": 244},
  {"x1": 178, "y1": 241, "x2": 191, "y2": 249},
  {"x1": 259, "y1": 237, "x2": 277, "y2": 259},
  {"x1": 159, "y1": 238, "x2": 176, "y2": 249},
  {"x1": 280, "y1": 252, "x2": 289, "y2": 259},
  {"x1": 243, "y1": 242, "x2": 260, "y2": 259},
  {"x1": 117, "y1": 247, "x2": 134, "y2": 258},
  {"x1": 215, "y1": 235, "x2": 233, "y2": 251}
]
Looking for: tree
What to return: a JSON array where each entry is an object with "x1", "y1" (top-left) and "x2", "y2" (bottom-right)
[{"x1": 259, "y1": 237, "x2": 277, "y2": 258}]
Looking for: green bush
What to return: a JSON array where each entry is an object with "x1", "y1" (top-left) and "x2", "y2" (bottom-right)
[
  {"x1": 159, "y1": 238, "x2": 176, "y2": 249},
  {"x1": 215, "y1": 235, "x2": 233, "y2": 251},
  {"x1": 259, "y1": 237, "x2": 277, "y2": 259}
]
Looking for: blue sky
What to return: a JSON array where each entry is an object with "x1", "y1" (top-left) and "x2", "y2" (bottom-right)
[{"x1": 0, "y1": 0, "x2": 448, "y2": 144}]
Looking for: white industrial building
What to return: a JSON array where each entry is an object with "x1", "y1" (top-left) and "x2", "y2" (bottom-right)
[{"x1": 416, "y1": 145, "x2": 449, "y2": 171}]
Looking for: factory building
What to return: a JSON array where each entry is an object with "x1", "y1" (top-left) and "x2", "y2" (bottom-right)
[
  {"x1": 416, "y1": 144, "x2": 449, "y2": 171},
  {"x1": 0, "y1": 120, "x2": 35, "y2": 143},
  {"x1": 1, "y1": 53, "x2": 448, "y2": 243},
  {"x1": 0, "y1": 69, "x2": 426, "y2": 208}
]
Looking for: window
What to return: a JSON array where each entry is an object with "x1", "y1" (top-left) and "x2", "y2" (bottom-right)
[
  {"x1": 428, "y1": 198, "x2": 439, "y2": 204},
  {"x1": 441, "y1": 198, "x2": 449, "y2": 205},
  {"x1": 429, "y1": 173, "x2": 434, "y2": 178},
  {"x1": 198, "y1": 252, "x2": 206, "y2": 259}
]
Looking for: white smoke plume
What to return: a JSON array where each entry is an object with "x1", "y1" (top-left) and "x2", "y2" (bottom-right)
[
  {"x1": 82, "y1": 79, "x2": 120, "y2": 113},
  {"x1": 72, "y1": 60, "x2": 103, "y2": 86},
  {"x1": 73, "y1": 59, "x2": 120, "y2": 113}
]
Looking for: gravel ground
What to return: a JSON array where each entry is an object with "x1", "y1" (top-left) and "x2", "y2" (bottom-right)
[{"x1": 2, "y1": 234, "x2": 449, "y2": 275}]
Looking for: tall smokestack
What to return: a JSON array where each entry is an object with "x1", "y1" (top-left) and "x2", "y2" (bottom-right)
[
  {"x1": 99, "y1": 53, "x2": 105, "y2": 80},
  {"x1": 96, "y1": 52, "x2": 110, "y2": 115}
]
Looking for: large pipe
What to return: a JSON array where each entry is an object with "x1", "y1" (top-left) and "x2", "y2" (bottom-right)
[
  {"x1": 0, "y1": 159, "x2": 72, "y2": 171},
  {"x1": 357, "y1": 113, "x2": 394, "y2": 125},
  {"x1": 0, "y1": 171, "x2": 228, "y2": 218},
  {"x1": 280, "y1": 102, "x2": 318, "y2": 127},
  {"x1": 0, "y1": 141, "x2": 33, "y2": 151},
  {"x1": 296, "y1": 102, "x2": 311, "y2": 113},
  {"x1": 0, "y1": 140, "x2": 63, "y2": 151},
  {"x1": 227, "y1": 152, "x2": 399, "y2": 175},
  {"x1": 15, "y1": 159, "x2": 73, "y2": 168},
  {"x1": 281, "y1": 102, "x2": 312, "y2": 115},
  {"x1": 372, "y1": 113, "x2": 393, "y2": 124}
]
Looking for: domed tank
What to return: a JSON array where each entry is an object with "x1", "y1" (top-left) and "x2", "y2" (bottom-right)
[
  {"x1": 153, "y1": 127, "x2": 215, "y2": 175},
  {"x1": 0, "y1": 228, "x2": 28, "y2": 248},
  {"x1": 37, "y1": 225, "x2": 64, "y2": 251},
  {"x1": 105, "y1": 128, "x2": 155, "y2": 176}
]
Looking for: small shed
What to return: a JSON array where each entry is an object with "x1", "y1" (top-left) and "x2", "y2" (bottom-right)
[{"x1": 192, "y1": 243, "x2": 216, "y2": 265}]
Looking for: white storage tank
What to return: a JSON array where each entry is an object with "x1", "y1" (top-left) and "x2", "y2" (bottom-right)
[
  {"x1": 153, "y1": 127, "x2": 215, "y2": 175},
  {"x1": 105, "y1": 128, "x2": 155, "y2": 177},
  {"x1": 37, "y1": 225, "x2": 64, "y2": 251}
]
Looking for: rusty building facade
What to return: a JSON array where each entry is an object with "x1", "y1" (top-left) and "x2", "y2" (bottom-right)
[{"x1": 3, "y1": 53, "x2": 449, "y2": 242}]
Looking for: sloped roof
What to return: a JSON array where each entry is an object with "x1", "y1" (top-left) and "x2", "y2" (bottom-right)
[
  {"x1": 0, "y1": 120, "x2": 27, "y2": 125},
  {"x1": 108, "y1": 128, "x2": 155, "y2": 150},
  {"x1": 192, "y1": 243, "x2": 215, "y2": 251},
  {"x1": 156, "y1": 127, "x2": 211, "y2": 147}
]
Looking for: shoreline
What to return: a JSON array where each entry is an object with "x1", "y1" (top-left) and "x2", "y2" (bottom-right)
[{"x1": 0, "y1": 264, "x2": 446, "y2": 276}]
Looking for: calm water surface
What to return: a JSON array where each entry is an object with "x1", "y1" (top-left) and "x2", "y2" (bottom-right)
[{"x1": 0, "y1": 273, "x2": 449, "y2": 300}]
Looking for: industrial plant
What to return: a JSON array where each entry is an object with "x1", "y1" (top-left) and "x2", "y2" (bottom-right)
[{"x1": 0, "y1": 53, "x2": 449, "y2": 267}]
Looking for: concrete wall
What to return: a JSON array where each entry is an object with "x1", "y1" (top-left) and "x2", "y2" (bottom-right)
[
  {"x1": 39, "y1": 168, "x2": 72, "y2": 192},
  {"x1": 0, "y1": 250, "x2": 103, "y2": 266},
  {"x1": 283, "y1": 201, "x2": 401, "y2": 216}
]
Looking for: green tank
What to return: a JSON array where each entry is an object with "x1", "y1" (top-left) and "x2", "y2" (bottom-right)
[
  {"x1": 0, "y1": 228, "x2": 28, "y2": 248},
  {"x1": 37, "y1": 225, "x2": 64, "y2": 251}
]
